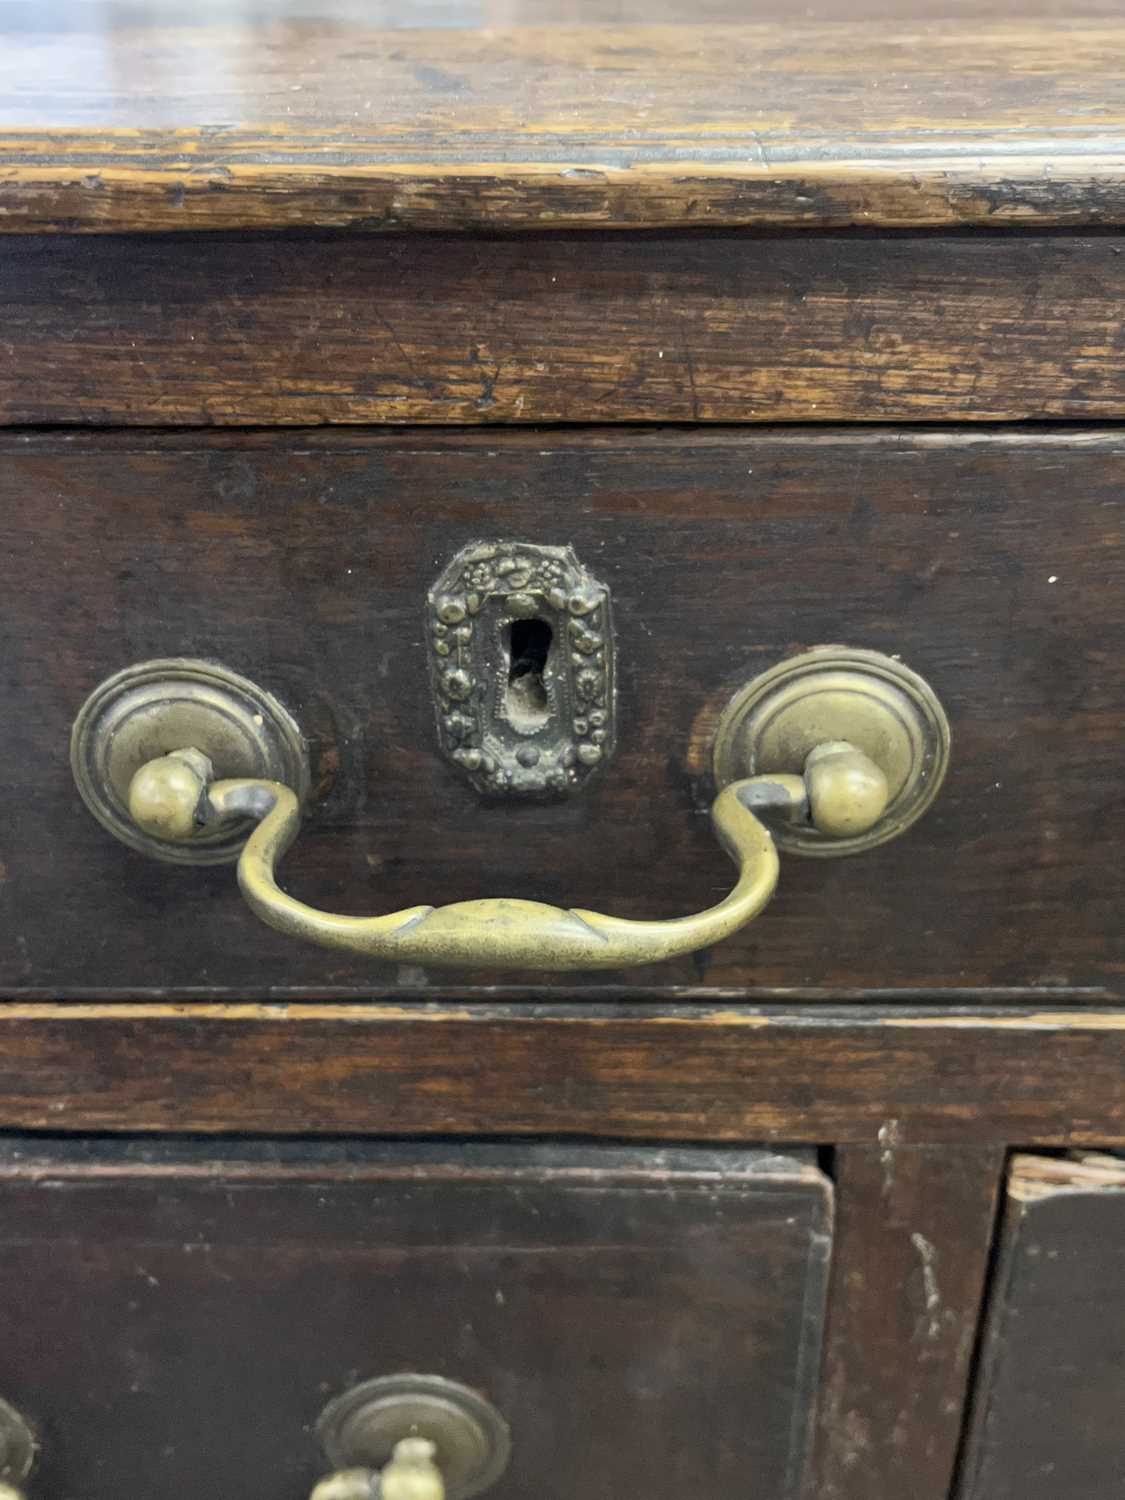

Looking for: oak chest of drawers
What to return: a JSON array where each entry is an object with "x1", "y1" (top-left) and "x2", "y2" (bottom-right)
[{"x1": 2, "y1": 3, "x2": 1125, "y2": 1498}]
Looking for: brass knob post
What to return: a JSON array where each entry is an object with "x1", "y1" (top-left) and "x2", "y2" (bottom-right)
[
  {"x1": 804, "y1": 741, "x2": 889, "y2": 838},
  {"x1": 77, "y1": 648, "x2": 950, "y2": 971},
  {"x1": 128, "y1": 748, "x2": 214, "y2": 842}
]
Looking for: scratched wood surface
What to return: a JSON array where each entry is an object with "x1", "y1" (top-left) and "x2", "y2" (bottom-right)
[
  {"x1": 1, "y1": 0, "x2": 1124, "y2": 231},
  {"x1": 5, "y1": 231, "x2": 1125, "y2": 425},
  {"x1": 0, "y1": 1006, "x2": 1123, "y2": 1144},
  {"x1": 957, "y1": 1153, "x2": 1125, "y2": 1500},
  {"x1": 0, "y1": 1138, "x2": 831, "y2": 1500},
  {"x1": 2, "y1": 427, "x2": 1121, "y2": 998},
  {"x1": 813, "y1": 1146, "x2": 1002, "y2": 1500}
]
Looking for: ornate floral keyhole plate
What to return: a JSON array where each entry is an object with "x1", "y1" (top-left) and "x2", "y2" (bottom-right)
[{"x1": 427, "y1": 541, "x2": 616, "y2": 797}]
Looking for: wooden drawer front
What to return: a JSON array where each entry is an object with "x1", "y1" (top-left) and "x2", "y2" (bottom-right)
[
  {"x1": 959, "y1": 1153, "x2": 1125, "y2": 1500},
  {"x1": 1, "y1": 427, "x2": 1122, "y2": 998},
  {"x1": 0, "y1": 1142, "x2": 830, "y2": 1500},
  {"x1": 3, "y1": 231, "x2": 1125, "y2": 426}
]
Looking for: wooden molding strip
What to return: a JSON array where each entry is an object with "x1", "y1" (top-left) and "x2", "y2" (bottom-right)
[
  {"x1": 0, "y1": 1004, "x2": 1122, "y2": 1143},
  {"x1": 4, "y1": 147, "x2": 1125, "y2": 233}
]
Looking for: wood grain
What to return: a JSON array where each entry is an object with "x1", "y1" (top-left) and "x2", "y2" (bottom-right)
[
  {"x1": 0, "y1": 1138, "x2": 831, "y2": 1500},
  {"x1": 1, "y1": 0, "x2": 1124, "y2": 231},
  {"x1": 0, "y1": 1005, "x2": 1124, "y2": 1144},
  {"x1": 957, "y1": 1153, "x2": 1125, "y2": 1500},
  {"x1": 1, "y1": 428, "x2": 1121, "y2": 997},
  {"x1": 5, "y1": 231, "x2": 1125, "y2": 425},
  {"x1": 814, "y1": 1146, "x2": 1002, "y2": 1500}
]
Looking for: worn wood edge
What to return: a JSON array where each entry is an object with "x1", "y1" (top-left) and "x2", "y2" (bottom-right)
[
  {"x1": 1, "y1": 1001, "x2": 1124, "y2": 1026},
  {"x1": 1, "y1": 1004, "x2": 1125, "y2": 1143},
  {"x1": 789, "y1": 1174, "x2": 836, "y2": 1500},
  {"x1": 1006, "y1": 1150, "x2": 1125, "y2": 1200},
  {"x1": 5, "y1": 424, "x2": 1125, "y2": 456},
  {"x1": 3, "y1": 147, "x2": 1125, "y2": 232},
  {"x1": 950, "y1": 1155, "x2": 1025, "y2": 1500},
  {"x1": 0, "y1": 1154, "x2": 827, "y2": 1189},
  {"x1": 0, "y1": 988, "x2": 1115, "y2": 1004},
  {"x1": 814, "y1": 1146, "x2": 1004, "y2": 1500}
]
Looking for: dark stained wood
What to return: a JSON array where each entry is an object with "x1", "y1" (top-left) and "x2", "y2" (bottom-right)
[
  {"x1": 1, "y1": 0, "x2": 1123, "y2": 231},
  {"x1": 0, "y1": 1138, "x2": 830, "y2": 1500},
  {"x1": 814, "y1": 1146, "x2": 1003, "y2": 1500},
  {"x1": 1, "y1": 428, "x2": 1122, "y2": 997},
  {"x1": 958, "y1": 1153, "x2": 1125, "y2": 1500},
  {"x1": 0, "y1": 1005, "x2": 1124, "y2": 1144},
  {"x1": 5, "y1": 232, "x2": 1125, "y2": 425}
]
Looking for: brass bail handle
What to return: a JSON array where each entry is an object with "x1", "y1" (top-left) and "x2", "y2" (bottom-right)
[
  {"x1": 125, "y1": 739, "x2": 886, "y2": 972},
  {"x1": 311, "y1": 1438, "x2": 445, "y2": 1500},
  {"x1": 74, "y1": 648, "x2": 950, "y2": 972}
]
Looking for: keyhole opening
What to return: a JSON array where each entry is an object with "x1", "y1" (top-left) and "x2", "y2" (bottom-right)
[{"x1": 504, "y1": 617, "x2": 552, "y2": 731}]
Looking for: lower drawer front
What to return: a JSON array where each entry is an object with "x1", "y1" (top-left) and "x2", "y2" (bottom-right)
[
  {"x1": 0, "y1": 1142, "x2": 830, "y2": 1500},
  {"x1": 960, "y1": 1153, "x2": 1125, "y2": 1500},
  {"x1": 1, "y1": 427, "x2": 1122, "y2": 996}
]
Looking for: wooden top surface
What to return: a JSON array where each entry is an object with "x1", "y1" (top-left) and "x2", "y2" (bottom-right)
[{"x1": 2, "y1": 0, "x2": 1124, "y2": 232}]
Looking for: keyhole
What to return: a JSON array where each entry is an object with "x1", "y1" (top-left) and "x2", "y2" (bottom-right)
[{"x1": 503, "y1": 617, "x2": 552, "y2": 731}]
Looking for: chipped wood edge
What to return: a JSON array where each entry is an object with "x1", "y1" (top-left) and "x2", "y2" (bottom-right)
[
  {"x1": 1008, "y1": 1151, "x2": 1125, "y2": 1201},
  {"x1": 2, "y1": 148, "x2": 1125, "y2": 231}
]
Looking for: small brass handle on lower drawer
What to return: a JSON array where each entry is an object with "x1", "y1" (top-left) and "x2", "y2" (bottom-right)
[
  {"x1": 312, "y1": 1440, "x2": 445, "y2": 1500},
  {"x1": 0, "y1": 1396, "x2": 35, "y2": 1500},
  {"x1": 311, "y1": 1373, "x2": 510, "y2": 1500},
  {"x1": 125, "y1": 738, "x2": 887, "y2": 972}
]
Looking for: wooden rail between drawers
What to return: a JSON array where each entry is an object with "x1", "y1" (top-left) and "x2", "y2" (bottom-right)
[
  {"x1": 0, "y1": 1003, "x2": 1122, "y2": 1145},
  {"x1": 5, "y1": 231, "x2": 1125, "y2": 425}
]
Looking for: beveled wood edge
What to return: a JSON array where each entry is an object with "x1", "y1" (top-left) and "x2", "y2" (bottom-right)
[
  {"x1": 4, "y1": 425, "x2": 1125, "y2": 455},
  {"x1": 1, "y1": 1003, "x2": 1124, "y2": 1145},
  {"x1": 3, "y1": 147, "x2": 1125, "y2": 232},
  {"x1": 0, "y1": 1139, "x2": 827, "y2": 1188}
]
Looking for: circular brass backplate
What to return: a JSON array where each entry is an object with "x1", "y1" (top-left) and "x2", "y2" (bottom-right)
[
  {"x1": 712, "y1": 646, "x2": 950, "y2": 857},
  {"x1": 0, "y1": 1397, "x2": 35, "y2": 1484},
  {"x1": 71, "y1": 658, "x2": 309, "y2": 864},
  {"x1": 318, "y1": 1375, "x2": 511, "y2": 1500}
]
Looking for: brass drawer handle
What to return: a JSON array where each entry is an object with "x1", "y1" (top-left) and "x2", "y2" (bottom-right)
[
  {"x1": 313, "y1": 1439, "x2": 444, "y2": 1500},
  {"x1": 310, "y1": 1374, "x2": 510, "y2": 1500},
  {"x1": 126, "y1": 746, "x2": 867, "y2": 971},
  {"x1": 74, "y1": 647, "x2": 949, "y2": 973}
]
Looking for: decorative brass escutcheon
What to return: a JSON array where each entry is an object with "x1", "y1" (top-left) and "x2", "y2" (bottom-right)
[
  {"x1": 310, "y1": 1375, "x2": 510, "y2": 1500},
  {"x1": 428, "y1": 540, "x2": 615, "y2": 798},
  {"x1": 72, "y1": 646, "x2": 949, "y2": 971}
]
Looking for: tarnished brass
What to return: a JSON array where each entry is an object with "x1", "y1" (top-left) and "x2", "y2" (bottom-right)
[
  {"x1": 128, "y1": 747, "x2": 215, "y2": 842},
  {"x1": 71, "y1": 658, "x2": 309, "y2": 864},
  {"x1": 380, "y1": 1439, "x2": 445, "y2": 1500},
  {"x1": 803, "y1": 740, "x2": 890, "y2": 838},
  {"x1": 317, "y1": 1375, "x2": 509, "y2": 1500},
  {"x1": 428, "y1": 541, "x2": 615, "y2": 798},
  {"x1": 311, "y1": 1441, "x2": 446, "y2": 1500},
  {"x1": 713, "y1": 646, "x2": 950, "y2": 857},
  {"x1": 122, "y1": 752, "x2": 806, "y2": 969},
  {"x1": 309, "y1": 1470, "x2": 376, "y2": 1500},
  {"x1": 77, "y1": 649, "x2": 944, "y2": 971},
  {"x1": 0, "y1": 1397, "x2": 35, "y2": 1496}
]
